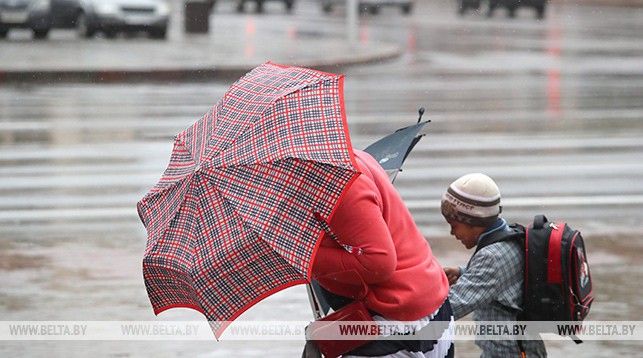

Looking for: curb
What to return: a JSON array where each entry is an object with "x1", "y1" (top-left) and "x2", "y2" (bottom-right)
[{"x1": 0, "y1": 42, "x2": 402, "y2": 84}]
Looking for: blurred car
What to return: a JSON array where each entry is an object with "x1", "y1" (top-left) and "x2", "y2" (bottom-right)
[
  {"x1": 235, "y1": 0, "x2": 294, "y2": 13},
  {"x1": 321, "y1": 0, "x2": 413, "y2": 15},
  {"x1": 359, "y1": 0, "x2": 412, "y2": 14},
  {"x1": 488, "y1": 0, "x2": 546, "y2": 19},
  {"x1": 457, "y1": 0, "x2": 546, "y2": 19},
  {"x1": 0, "y1": 0, "x2": 52, "y2": 39},
  {"x1": 75, "y1": 0, "x2": 169, "y2": 39},
  {"x1": 456, "y1": 0, "x2": 480, "y2": 16}
]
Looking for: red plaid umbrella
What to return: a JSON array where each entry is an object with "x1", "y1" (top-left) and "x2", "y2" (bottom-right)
[{"x1": 137, "y1": 62, "x2": 359, "y2": 337}]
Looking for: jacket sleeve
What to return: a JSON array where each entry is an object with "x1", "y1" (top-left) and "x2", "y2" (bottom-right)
[
  {"x1": 448, "y1": 244, "x2": 521, "y2": 320},
  {"x1": 312, "y1": 170, "x2": 397, "y2": 286}
]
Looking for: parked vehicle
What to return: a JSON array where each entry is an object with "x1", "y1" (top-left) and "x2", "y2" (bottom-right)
[
  {"x1": 75, "y1": 0, "x2": 169, "y2": 39},
  {"x1": 456, "y1": 0, "x2": 480, "y2": 16},
  {"x1": 458, "y1": 0, "x2": 546, "y2": 19},
  {"x1": 321, "y1": 0, "x2": 413, "y2": 15},
  {"x1": 235, "y1": 0, "x2": 294, "y2": 13},
  {"x1": 489, "y1": 0, "x2": 546, "y2": 18},
  {"x1": 0, "y1": 0, "x2": 52, "y2": 39}
]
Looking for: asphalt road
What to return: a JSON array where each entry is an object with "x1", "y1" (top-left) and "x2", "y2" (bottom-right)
[{"x1": 1, "y1": 0, "x2": 642, "y2": 356}]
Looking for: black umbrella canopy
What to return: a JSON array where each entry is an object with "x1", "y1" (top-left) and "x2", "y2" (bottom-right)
[{"x1": 363, "y1": 108, "x2": 430, "y2": 182}]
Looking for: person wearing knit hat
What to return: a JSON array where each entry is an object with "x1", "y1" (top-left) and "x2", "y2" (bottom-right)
[
  {"x1": 441, "y1": 173, "x2": 501, "y2": 228},
  {"x1": 441, "y1": 173, "x2": 547, "y2": 357}
]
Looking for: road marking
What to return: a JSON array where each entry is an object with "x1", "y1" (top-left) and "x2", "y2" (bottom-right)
[
  {"x1": 2, "y1": 195, "x2": 643, "y2": 221},
  {"x1": 405, "y1": 195, "x2": 643, "y2": 209},
  {"x1": 0, "y1": 207, "x2": 137, "y2": 221}
]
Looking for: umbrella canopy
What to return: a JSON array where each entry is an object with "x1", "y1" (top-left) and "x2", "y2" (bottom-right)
[
  {"x1": 363, "y1": 116, "x2": 430, "y2": 183},
  {"x1": 137, "y1": 62, "x2": 360, "y2": 337}
]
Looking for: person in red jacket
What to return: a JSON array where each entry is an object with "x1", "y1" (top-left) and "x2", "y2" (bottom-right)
[{"x1": 312, "y1": 149, "x2": 454, "y2": 357}]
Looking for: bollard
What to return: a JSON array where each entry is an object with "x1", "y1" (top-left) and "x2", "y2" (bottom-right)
[{"x1": 184, "y1": 0, "x2": 211, "y2": 34}]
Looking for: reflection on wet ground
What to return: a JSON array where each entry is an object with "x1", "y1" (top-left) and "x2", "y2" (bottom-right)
[{"x1": 2, "y1": 223, "x2": 642, "y2": 356}]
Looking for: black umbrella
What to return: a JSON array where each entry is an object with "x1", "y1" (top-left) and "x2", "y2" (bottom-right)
[
  {"x1": 363, "y1": 107, "x2": 430, "y2": 183},
  {"x1": 308, "y1": 107, "x2": 431, "y2": 317}
]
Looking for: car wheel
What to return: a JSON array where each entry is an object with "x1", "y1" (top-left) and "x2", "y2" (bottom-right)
[
  {"x1": 149, "y1": 27, "x2": 167, "y2": 40},
  {"x1": 322, "y1": 0, "x2": 333, "y2": 14},
  {"x1": 401, "y1": 3, "x2": 412, "y2": 14},
  {"x1": 285, "y1": 0, "x2": 294, "y2": 13},
  {"x1": 457, "y1": 0, "x2": 467, "y2": 15},
  {"x1": 487, "y1": 3, "x2": 496, "y2": 17},
  {"x1": 535, "y1": 4, "x2": 545, "y2": 19},
  {"x1": 358, "y1": 4, "x2": 369, "y2": 14},
  {"x1": 256, "y1": 0, "x2": 264, "y2": 13},
  {"x1": 32, "y1": 28, "x2": 50, "y2": 39},
  {"x1": 236, "y1": 0, "x2": 245, "y2": 12},
  {"x1": 0, "y1": 28, "x2": 8, "y2": 39},
  {"x1": 104, "y1": 30, "x2": 117, "y2": 39},
  {"x1": 507, "y1": 5, "x2": 516, "y2": 18},
  {"x1": 76, "y1": 13, "x2": 95, "y2": 38}
]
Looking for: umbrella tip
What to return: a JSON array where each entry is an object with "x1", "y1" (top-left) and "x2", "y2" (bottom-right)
[{"x1": 417, "y1": 107, "x2": 425, "y2": 123}]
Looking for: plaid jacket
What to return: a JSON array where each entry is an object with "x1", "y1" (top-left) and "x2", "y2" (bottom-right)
[{"x1": 449, "y1": 219, "x2": 547, "y2": 357}]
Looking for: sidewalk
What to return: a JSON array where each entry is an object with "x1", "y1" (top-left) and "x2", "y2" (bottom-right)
[{"x1": 0, "y1": 8, "x2": 401, "y2": 84}]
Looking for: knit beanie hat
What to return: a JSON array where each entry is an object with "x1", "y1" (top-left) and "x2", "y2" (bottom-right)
[{"x1": 441, "y1": 173, "x2": 501, "y2": 227}]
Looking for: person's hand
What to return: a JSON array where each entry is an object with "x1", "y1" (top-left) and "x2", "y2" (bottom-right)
[{"x1": 443, "y1": 267, "x2": 461, "y2": 286}]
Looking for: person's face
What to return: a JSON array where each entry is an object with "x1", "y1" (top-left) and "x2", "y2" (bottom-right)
[{"x1": 446, "y1": 219, "x2": 486, "y2": 250}]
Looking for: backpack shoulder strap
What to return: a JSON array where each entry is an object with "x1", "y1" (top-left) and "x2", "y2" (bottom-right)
[
  {"x1": 472, "y1": 223, "x2": 525, "y2": 257},
  {"x1": 533, "y1": 214, "x2": 548, "y2": 229},
  {"x1": 468, "y1": 223, "x2": 527, "y2": 323}
]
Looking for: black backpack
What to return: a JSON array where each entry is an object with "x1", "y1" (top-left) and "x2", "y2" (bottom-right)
[{"x1": 476, "y1": 215, "x2": 594, "y2": 342}]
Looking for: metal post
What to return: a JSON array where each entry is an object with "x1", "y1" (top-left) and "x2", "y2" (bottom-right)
[
  {"x1": 306, "y1": 284, "x2": 323, "y2": 320},
  {"x1": 346, "y1": 0, "x2": 358, "y2": 46}
]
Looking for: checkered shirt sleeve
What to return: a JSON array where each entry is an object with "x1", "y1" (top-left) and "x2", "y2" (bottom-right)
[
  {"x1": 448, "y1": 240, "x2": 548, "y2": 357},
  {"x1": 448, "y1": 240, "x2": 523, "y2": 321}
]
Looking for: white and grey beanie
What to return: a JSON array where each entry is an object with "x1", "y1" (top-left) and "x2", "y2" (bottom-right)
[{"x1": 441, "y1": 173, "x2": 502, "y2": 227}]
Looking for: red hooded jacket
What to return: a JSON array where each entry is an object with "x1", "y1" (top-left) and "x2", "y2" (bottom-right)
[{"x1": 312, "y1": 150, "x2": 449, "y2": 321}]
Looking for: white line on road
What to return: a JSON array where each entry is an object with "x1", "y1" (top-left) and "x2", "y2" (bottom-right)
[
  {"x1": 2, "y1": 195, "x2": 643, "y2": 221},
  {"x1": 405, "y1": 195, "x2": 643, "y2": 209},
  {"x1": 0, "y1": 207, "x2": 138, "y2": 221}
]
